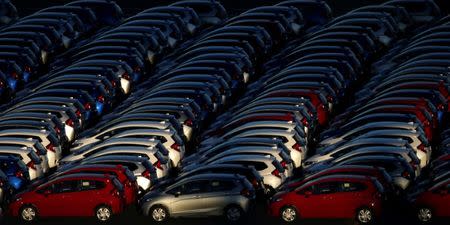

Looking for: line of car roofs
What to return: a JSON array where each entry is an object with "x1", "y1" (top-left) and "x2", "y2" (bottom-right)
[
  {"x1": 0, "y1": 0, "x2": 449, "y2": 224},
  {"x1": 270, "y1": 1, "x2": 450, "y2": 224}
]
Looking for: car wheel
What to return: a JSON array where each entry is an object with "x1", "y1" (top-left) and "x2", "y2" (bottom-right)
[
  {"x1": 224, "y1": 205, "x2": 244, "y2": 223},
  {"x1": 95, "y1": 205, "x2": 112, "y2": 222},
  {"x1": 150, "y1": 205, "x2": 169, "y2": 222},
  {"x1": 417, "y1": 207, "x2": 433, "y2": 223},
  {"x1": 20, "y1": 206, "x2": 38, "y2": 222},
  {"x1": 280, "y1": 206, "x2": 297, "y2": 223},
  {"x1": 356, "y1": 207, "x2": 374, "y2": 224}
]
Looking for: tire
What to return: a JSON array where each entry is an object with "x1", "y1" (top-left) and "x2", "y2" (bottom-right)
[
  {"x1": 95, "y1": 205, "x2": 113, "y2": 222},
  {"x1": 356, "y1": 207, "x2": 374, "y2": 224},
  {"x1": 150, "y1": 205, "x2": 169, "y2": 222},
  {"x1": 280, "y1": 206, "x2": 298, "y2": 223},
  {"x1": 224, "y1": 205, "x2": 244, "y2": 223},
  {"x1": 417, "y1": 207, "x2": 433, "y2": 223},
  {"x1": 19, "y1": 205, "x2": 38, "y2": 223}
]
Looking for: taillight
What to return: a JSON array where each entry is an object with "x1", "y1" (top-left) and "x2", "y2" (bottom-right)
[
  {"x1": 327, "y1": 95, "x2": 333, "y2": 102},
  {"x1": 301, "y1": 117, "x2": 309, "y2": 127},
  {"x1": 417, "y1": 144, "x2": 426, "y2": 153},
  {"x1": 153, "y1": 161, "x2": 163, "y2": 170},
  {"x1": 134, "y1": 66, "x2": 141, "y2": 73},
  {"x1": 251, "y1": 178, "x2": 258, "y2": 187},
  {"x1": 54, "y1": 126, "x2": 61, "y2": 134},
  {"x1": 46, "y1": 143, "x2": 56, "y2": 152},
  {"x1": 75, "y1": 110, "x2": 82, "y2": 118},
  {"x1": 11, "y1": 72, "x2": 19, "y2": 79},
  {"x1": 171, "y1": 143, "x2": 180, "y2": 151},
  {"x1": 65, "y1": 119, "x2": 74, "y2": 127},
  {"x1": 184, "y1": 119, "x2": 193, "y2": 126},
  {"x1": 112, "y1": 190, "x2": 120, "y2": 197},
  {"x1": 25, "y1": 66, "x2": 32, "y2": 73},
  {"x1": 97, "y1": 95, "x2": 105, "y2": 103},
  {"x1": 292, "y1": 143, "x2": 302, "y2": 152},
  {"x1": 27, "y1": 161, "x2": 36, "y2": 170},
  {"x1": 402, "y1": 171, "x2": 410, "y2": 178},
  {"x1": 281, "y1": 161, "x2": 288, "y2": 169},
  {"x1": 15, "y1": 171, "x2": 24, "y2": 178},
  {"x1": 240, "y1": 188, "x2": 251, "y2": 197},
  {"x1": 111, "y1": 80, "x2": 117, "y2": 88},
  {"x1": 142, "y1": 170, "x2": 151, "y2": 179},
  {"x1": 84, "y1": 102, "x2": 92, "y2": 110},
  {"x1": 272, "y1": 169, "x2": 281, "y2": 178},
  {"x1": 122, "y1": 72, "x2": 131, "y2": 80},
  {"x1": 438, "y1": 104, "x2": 444, "y2": 110},
  {"x1": 126, "y1": 181, "x2": 133, "y2": 187},
  {"x1": 374, "y1": 192, "x2": 382, "y2": 199}
]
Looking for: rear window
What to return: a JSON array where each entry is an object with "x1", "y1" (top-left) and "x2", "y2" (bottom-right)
[
  {"x1": 272, "y1": 160, "x2": 285, "y2": 173},
  {"x1": 28, "y1": 151, "x2": 42, "y2": 163},
  {"x1": 124, "y1": 168, "x2": 137, "y2": 182},
  {"x1": 372, "y1": 179, "x2": 385, "y2": 193},
  {"x1": 112, "y1": 178, "x2": 124, "y2": 191}
]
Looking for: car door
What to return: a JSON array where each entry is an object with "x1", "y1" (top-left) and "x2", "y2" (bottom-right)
[
  {"x1": 434, "y1": 182, "x2": 450, "y2": 217},
  {"x1": 201, "y1": 179, "x2": 235, "y2": 216},
  {"x1": 335, "y1": 181, "x2": 366, "y2": 218},
  {"x1": 36, "y1": 179, "x2": 78, "y2": 217},
  {"x1": 52, "y1": 179, "x2": 80, "y2": 217},
  {"x1": 74, "y1": 179, "x2": 103, "y2": 216},
  {"x1": 311, "y1": 181, "x2": 341, "y2": 218},
  {"x1": 168, "y1": 180, "x2": 209, "y2": 217}
]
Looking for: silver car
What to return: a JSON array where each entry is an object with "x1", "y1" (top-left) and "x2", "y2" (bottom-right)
[{"x1": 139, "y1": 173, "x2": 255, "y2": 223}]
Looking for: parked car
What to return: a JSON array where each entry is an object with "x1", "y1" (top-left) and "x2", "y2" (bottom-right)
[
  {"x1": 7, "y1": 173, "x2": 126, "y2": 222},
  {"x1": 139, "y1": 173, "x2": 254, "y2": 223},
  {"x1": 268, "y1": 175, "x2": 384, "y2": 224}
]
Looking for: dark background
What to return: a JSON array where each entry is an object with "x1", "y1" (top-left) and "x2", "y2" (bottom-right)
[{"x1": 2, "y1": 0, "x2": 450, "y2": 225}]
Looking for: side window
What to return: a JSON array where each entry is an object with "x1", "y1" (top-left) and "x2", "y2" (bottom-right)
[
  {"x1": 182, "y1": 180, "x2": 209, "y2": 195},
  {"x1": 80, "y1": 180, "x2": 105, "y2": 191},
  {"x1": 314, "y1": 182, "x2": 340, "y2": 195},
  {"x1": 297, "y1": 185, "x2": 314, "y2": 195},
  {"x1": 210, "y1": 180, "x2": 235, "y2": 192},
  {"x1": 53, "y1": 180, "x2": 80, "y2": 193},
  {"x1": 341, "y1": 182, "x2": 367, "y2": 192}
]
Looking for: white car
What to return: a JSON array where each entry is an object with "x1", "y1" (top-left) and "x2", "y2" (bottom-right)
[{"x1": 0, "y1": 146, "x2": 44, "y2": 180}]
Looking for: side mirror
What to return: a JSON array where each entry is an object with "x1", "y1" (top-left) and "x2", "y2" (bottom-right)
[{"x1": 174, "y1": 191, "x2": 181, "y2": 197}]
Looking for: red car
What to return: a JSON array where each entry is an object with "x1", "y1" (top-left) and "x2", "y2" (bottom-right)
[
  {"x1": 54, "y1": 164, "x2": 139, "y2": 206},
  {"x1": 268, "y1": 175, "x2": 384, "y2": 224},
  {"x1": 8, "y1": 173, "x2": 125, "y2": 222},
  {"x1": 282, "y1": 165, "x2": 394, "y2": 194},
  {"x1": 414, "y1": 178, "x2": 450, "y2": 223}
]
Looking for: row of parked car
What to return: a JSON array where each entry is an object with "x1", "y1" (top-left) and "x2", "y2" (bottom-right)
[
  {"x1": 60, "y1": 0, "x2": 334, "y2": 223},
  {"x1": 269, "y1": 1, "x2": 449, "y2": 224},
  {"x1": 0, "y1": 0, "x2": 229, "y2": 222},
  {"x1": 0, "y1": 0, "x2": 124, "y2": 102},
  {"x1": 0, "y1": 0, "x2": 449, "y2": 224},
  {"x1": 405, "y1": 124, "x2": 450, "y2": 223}
]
